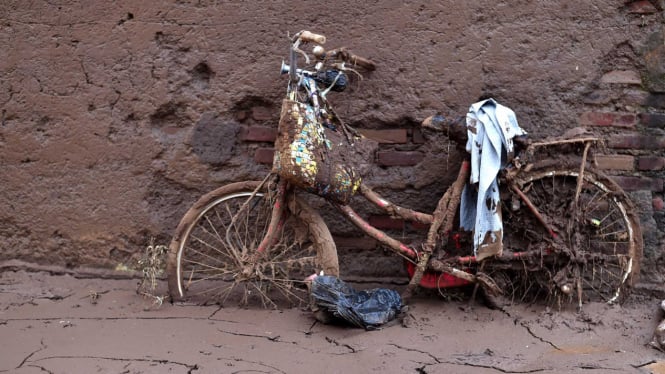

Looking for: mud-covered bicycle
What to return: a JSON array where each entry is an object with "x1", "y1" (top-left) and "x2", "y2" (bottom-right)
[{"x1": 166, "y1": 31, "x2": 643, "y2": 310}]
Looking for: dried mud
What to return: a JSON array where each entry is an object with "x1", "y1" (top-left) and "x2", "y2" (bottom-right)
[{"x1": 1, "y1": 270, "x2": 663, "y2": 374}]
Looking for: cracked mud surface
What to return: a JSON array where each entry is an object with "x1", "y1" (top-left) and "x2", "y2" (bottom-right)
[{"x1": 0, "y1": 270, "x2": 663, "y2": 374}]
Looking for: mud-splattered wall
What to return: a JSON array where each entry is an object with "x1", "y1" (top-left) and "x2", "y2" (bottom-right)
[{"x1": 1, "y1": 1, "x2": 663, "y2": 286}]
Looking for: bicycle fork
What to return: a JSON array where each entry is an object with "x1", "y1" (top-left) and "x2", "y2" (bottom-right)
[{"x1": 238, "y1": 177, "x2": 288, "y2": 280}]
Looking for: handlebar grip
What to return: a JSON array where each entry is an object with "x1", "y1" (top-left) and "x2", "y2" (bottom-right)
[
  {"x1": 299, "y1": 31, "x2": 326, "y2": 44},
  {"x1": 347, "y1": 53, "x2": 376, "y2": 71}
]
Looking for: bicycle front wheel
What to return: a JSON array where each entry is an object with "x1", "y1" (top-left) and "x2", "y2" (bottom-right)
[
  {"x1": 501, "y1": 165, "x2": 643, "y2": 306},
  {"x1": 166, "y1": 180, "x2": 339, "y2": 307}
]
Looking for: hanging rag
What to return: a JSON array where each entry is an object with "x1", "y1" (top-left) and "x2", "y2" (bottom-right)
[{"x1": 459, "y1": 99, "x2": 526, "y2": 260}]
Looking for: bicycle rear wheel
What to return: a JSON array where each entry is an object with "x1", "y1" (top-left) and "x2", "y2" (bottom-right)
[
  {"x1": 496, "y1": 164, "x2": 642, "y2": 307},
  {"x1": 166, "y1": 180, "x2": 338, "y2": 307}
]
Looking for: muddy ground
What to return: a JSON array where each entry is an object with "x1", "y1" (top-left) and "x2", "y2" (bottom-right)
[{"x1": 1, "y1": 269, "x2": 664, "y2": 374}]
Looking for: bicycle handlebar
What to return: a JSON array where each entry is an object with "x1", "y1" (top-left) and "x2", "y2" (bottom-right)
[
  {"x1": 293, "y1": 31, "x2": 375, "y2": 71},
  {"x1": 346, "y1": 52, "x2": 376, "y2": 71},
  {"x1": 320, "y1": 47, "x2": 376, "y2": 71},
  {"x1": 286, "y1": 31, "x2": 375, "y2": 96}
]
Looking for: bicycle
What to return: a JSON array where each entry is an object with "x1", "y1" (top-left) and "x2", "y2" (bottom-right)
[{"x1": 166, "y1": 30, "x2": 643, "y2": 310}]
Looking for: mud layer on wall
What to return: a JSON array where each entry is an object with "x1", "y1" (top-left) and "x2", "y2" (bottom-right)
[{"x1": 0, "y1": 1, "x2": 663, "y2": 285}]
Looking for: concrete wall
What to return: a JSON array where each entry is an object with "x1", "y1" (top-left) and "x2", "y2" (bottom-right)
[{"x1": 1, "y1": 1, "x2": 663, "y2": 285}]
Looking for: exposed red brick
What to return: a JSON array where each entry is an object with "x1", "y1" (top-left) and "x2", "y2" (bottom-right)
[
  {"x1": 579, "y1": 112, "x2": 637, "y2": 127},
  {"x1": 581, "y1": 112, "x2": 614, "y2": 126},
  {"x1": 608, "y1": 135, "x2": 665, "y2": 150},
  {"x1": 595, "y1": 154, "x2": 634, "y2": 170},
  {"x1": 627, "y1": 0, "x2": 658, "y2": 14},
  {"x1": 358, "y1": 129, "x2": 408, "y2": 144},
  {"x1": 239, "y1": 126, "x2": 277, "y2": 142},
  {"x1": 611, "y1": 176, "x2": 663, "y2": 192},
  {"x1": 600, "y1": 70, "x2": 641, "y2": 84},
  {"x1": 368, "y1": 215, "x2": 405, "y2": 230},
  {"x1": 333, "y1": 236, "x2": 377, "y2": 250},
  {"x1": 254, "y1": 147, "x2": 274, "y2": 164},
  {"x1": 251, "y1": 106, "x2": 272, "y2": 121},
  {"x1": 653, "y1": 197, "x2": 664, "y2": 212},
  {"x1": 617, "y1": 114, "x2": 638, "y2": 127},
  {"x1": 639, "y1": 113, "x2": 665, "y2": 129},
  {"x1": 377, "y1": 151, "x2": 424, "y2": 166},
  {"x1": 638, "y1": 156, "x2": 665, "y2": 171}
]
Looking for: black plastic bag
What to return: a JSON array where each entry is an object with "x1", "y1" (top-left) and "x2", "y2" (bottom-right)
[{"x1": 310, "y1": 275, "x2": 403, "y2": 330}]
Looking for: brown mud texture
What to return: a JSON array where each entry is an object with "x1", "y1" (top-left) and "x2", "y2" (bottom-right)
[{"x1": 1, "y1": 270, "x2": 664, "y2": 374}]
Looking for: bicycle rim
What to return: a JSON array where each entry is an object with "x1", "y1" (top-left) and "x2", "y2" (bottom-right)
[
  {"x1": 169, "y1": 187, "x2": 322, "y2": 307},
  {"x1": 501, "y1": 167, "x2": 642, "y2": 306}
]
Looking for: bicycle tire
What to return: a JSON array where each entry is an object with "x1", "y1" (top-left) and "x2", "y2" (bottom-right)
[
  {"x1": 166, "y1": 181, "x2": 339, "y2": 307},
  {"x1": 487, "y1": 164, "x2": 642, "y2": 307}
]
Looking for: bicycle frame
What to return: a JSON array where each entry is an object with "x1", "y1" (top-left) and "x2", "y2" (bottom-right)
[
  {"x1": 166, "y1": 30, "x2": 642, "y2": 310},
  {"x1": 256, "y1": 136, "x2": 584, "y2": 295},
  {"x1": 261, "y1": 30, "x2": 597, "y2": 294}
]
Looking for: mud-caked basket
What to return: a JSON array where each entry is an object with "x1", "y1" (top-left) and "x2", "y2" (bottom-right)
[{"x1": 272, "y1": 99, "x2": 375, "y2": 204}]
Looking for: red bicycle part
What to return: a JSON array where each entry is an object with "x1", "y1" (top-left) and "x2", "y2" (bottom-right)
[{"x1": 405, "y1": 261, "x2": 472, "y2": 289}]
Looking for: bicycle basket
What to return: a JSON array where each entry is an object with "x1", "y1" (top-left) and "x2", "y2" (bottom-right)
[{"x1": 273, "y1": 99, "x2": 375, "y2": 203}]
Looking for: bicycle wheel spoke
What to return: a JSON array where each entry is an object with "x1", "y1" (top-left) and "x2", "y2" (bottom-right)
[
  {"x1": 249, "y1": 281, "x2": 278, "y2": 309},
  {"x1": 223, "y1": 203, "x2": 251, "y2": 258},
  {"x1": 580, "y1": 189, "x2": 606, "y2": 216},
  {"x1": 498, "y1": 167, "x2": 641, "y2": 307},
  {"x1": 184, "y1": 239, "x2": 235, "y2": 267},
  {"x1": 167, "y1": 184, "x2": 333, "y2": 308},
  {"x1": 595, "y1": 216, "x2": 625, "y2": 234},
  {"x1": 187, "y1": 280, "x2": 236, "y2": 300},
  {"x1": 589, "y1": 206, "x2": 618, "y2": 227},
  {"x1": 270, "y1": 243, "x2": 312, "y2": 263},
  {"x1": 181, "y1": 256, "x2": 228, "y2": 272},
  {"x1": 593, "y1": 229, "x2": 629, "y2": 240},
  {"x1": 269, "y1": 280, "x2": 308, "y2": 305},
  {"x1": 202, "y1": 213, "x2": 226, "y2": 247},
  {"x1": 186, "y1": 269, "x2": 236, "y2": 285},
  {"x1": 206, "y1": 210, "x2": 246, "y2": 263}
]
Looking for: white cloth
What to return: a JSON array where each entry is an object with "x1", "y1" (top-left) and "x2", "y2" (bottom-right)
[{"x1": 459, "y1": 99, "x2": 526, "y2": 256}]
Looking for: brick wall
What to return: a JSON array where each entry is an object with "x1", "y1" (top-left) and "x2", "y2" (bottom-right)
[
  {"x1": 238, "y1": 115, "x2": 432, "y2": 275},
  {"x1": 237, "y1": 1, "x2": 665, "y2": 282},
  {"x1": 1, "y1": 1, "x2": 663, "y2": 284},
  {"x1": 576, "y1": 1, "x2": 664, "y2": 283}
]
